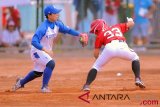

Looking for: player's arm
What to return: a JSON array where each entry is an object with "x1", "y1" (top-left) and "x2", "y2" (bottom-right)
[
  {"x1": 94, "y1": 48, "x2": 100, "y2": 59},
  {"x1": 118, "y1": 17, "x2": 134, "y2": 33},
  {"x1": 56, "y1": 20, "x2": 80, "y2": 36},
  {"x1": 32, "y1": 33, "x2": 53, "y2": 55},
  {"x1": 56, "y1": 20, "x2": 88, "y2": 47},
  {"x1": 31, "y1": 34, "x2": 43, "y2": 50},
  {"x1": 94, "y1": 38, "x2": 102, "y2": 59},
  {"x1": 31, "y1": 24, "x2": 46, "y2": 50}
]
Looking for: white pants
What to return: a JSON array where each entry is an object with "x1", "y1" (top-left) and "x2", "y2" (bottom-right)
[
  {"x1": 30, "y1": 49, "x2": 52, "y2": 72},
  {"x1": 92, "y1": 40, "x2": 139, "y2": 71}
]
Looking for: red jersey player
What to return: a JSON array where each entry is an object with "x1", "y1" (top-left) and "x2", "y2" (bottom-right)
[{"x1": 82, "y1": 17, "x2": 145, "y2": 91}]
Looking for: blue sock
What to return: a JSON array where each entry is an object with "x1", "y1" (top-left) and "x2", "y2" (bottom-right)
[
  {"x1": 42, "y1": 60, "x2": 55, "y2": 88},
  {"x1": 42, "y1": 67, "x2": 53, "y2": 88},
  {"x1": 20, "y1": 71, "x2": 37, "y2": 86}
]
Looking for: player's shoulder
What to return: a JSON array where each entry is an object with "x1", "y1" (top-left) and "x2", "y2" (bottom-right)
[
  {"x1": 39, "y1": 21, "x2": 49, "y2": 29},
  {"x1": 54, "y1": 20, "x2": 66, "y2": 27},
  {"x1": 35, "y1": 21, "x2": 49, "y2": 34},
  {"x1": 55, "y1": 20, "x2": 71, "y2": 31}
]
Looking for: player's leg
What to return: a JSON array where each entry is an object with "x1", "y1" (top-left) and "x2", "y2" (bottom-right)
[
  {"x1": 83, "y1": 68, "x2": 97, "y2": 91},
  {"x1": 117, "y1": 43, "x2": 145, "y2": 88},
  {"x1": 83, "y1": 45, "x2": 114, "y2": 91},
  {"x1": 140, "y1": 23, "x2": 150, "y2": 51},
  {"x1": 132, "y1": 60, "x2": 145, "y2": 88},
  {"x1": 12, "y1": 51, "x2": 45, "y2": 91},
  {"x1": 21, "y1": 71, "x2": 43, "y2": 86},
  {"x1": 89, "y1": 0, "x2": 99, "y2": 20},
  {"x1": 75, "y1": 0, "x2": 87, "y2": 30},
  {"x1": 13, "y1": 71, "x2": 43, "y2": 91},
  {"x1": 33, "y1": 51, "x2": 55, "y2": 93},
  {"x1": 41, "y1": 60, "x2": 55, "y2": 93},
  {"x1": 132, "y1": 60, "x2": 140, "y2": 79}
]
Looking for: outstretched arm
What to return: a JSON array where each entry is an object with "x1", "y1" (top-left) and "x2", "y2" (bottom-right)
[{"x1": 57, "y1": 20, "x2": 88, "y2": 47}]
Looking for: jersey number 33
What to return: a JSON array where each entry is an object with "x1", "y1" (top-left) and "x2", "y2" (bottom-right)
[{"x1": 104, "y1": 27, "x2": 123, "y2": 39}]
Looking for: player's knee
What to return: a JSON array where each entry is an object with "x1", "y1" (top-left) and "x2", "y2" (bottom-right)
[
  {"x1": 91, "y1": 68, "x2": 98, "y2": 73},
  {"x1": 92, "y1": 64, "x2": 100, "y2": 71},
  {"x1": 33, "y1": 71, "x2": 43, "y2": 77},
  {"x1": 132, "y1": 60, "x2": 140, "y2": 64},
  {"x1": 92, "y1": 66, "x2": 99, "y2": 72},
  {"x1": 132, "y1": 54, "x2": 139, "y2": 61},
  {"x1": 46, "y1": 60, "x2": 55, "y2": 70}
]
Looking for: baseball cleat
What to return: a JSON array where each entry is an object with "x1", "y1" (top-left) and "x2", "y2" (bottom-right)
[
  {"x1": 41, "y1": 86, "x2": 52, "y2": 93},
  {"x1": 82, "y1": 84, "x2": 90, "y2": 91},
  {"x1": 135, "y1": 78, "x2": 145, "y2": 89},
  {"x1": 12, "y1": 77, "x2": 23, "y2": 91}
]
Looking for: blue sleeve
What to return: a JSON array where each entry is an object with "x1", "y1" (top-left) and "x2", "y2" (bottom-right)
[
  {"x1": 31, "y1": 23, "x2": 46, "y2": 50},
  {"x1": 55, "y1": 20, "x2": 80, "y2": 36}
]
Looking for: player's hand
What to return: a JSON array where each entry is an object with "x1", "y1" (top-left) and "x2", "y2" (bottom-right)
[
  {"x1": 126, "y1": 17, "x2": 134, "y2": 28},
  {"x1": 79, "y1": 33, "x2": 88, "y2": 47},
  {"x1": 42, "y1": 48, "x2": 53, "y2": 57},
  {"x1": 127, "y1": 17, "x2": 133, "y2": 22}
]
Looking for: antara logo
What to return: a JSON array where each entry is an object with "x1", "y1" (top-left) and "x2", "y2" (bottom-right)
[
  {"x1": 78, "y1": 91, "x2": 90, "y2": 104},
  {"x1": 78, "y1": 92, "x2": 130, "y2": 104}
]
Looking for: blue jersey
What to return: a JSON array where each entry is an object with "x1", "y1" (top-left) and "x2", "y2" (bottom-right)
[
  {"x1": 134, "y1": 0, "x2": 153, "y2": 24},
  {"x1": 31, "y1": 20, "x2": 80, "y2": 51}
]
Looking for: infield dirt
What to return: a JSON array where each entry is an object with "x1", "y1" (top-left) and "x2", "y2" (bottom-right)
[{"x1": 0, "y1": 50, "x2": 159, "y2": 107}]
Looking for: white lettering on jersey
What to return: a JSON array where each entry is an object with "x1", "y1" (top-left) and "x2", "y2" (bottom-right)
[
  {"x1": 46, "y1": 26, "x2": 59, "y2": 38},
  {"x1": 40, "y1": 25, "x2": 59, "y2": 50},
  {"x1": 104, "y1": 27, "x2": 123, "y2": 39}
]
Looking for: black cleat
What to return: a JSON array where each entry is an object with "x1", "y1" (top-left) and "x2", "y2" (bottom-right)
[{"x1": 135, "y1": 78, "x2": 145, "y2": 89}]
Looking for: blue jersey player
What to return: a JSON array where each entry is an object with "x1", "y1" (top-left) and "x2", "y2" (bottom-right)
[{"x1": 13, "y1": 5, "x2": 88, "y2": 93}]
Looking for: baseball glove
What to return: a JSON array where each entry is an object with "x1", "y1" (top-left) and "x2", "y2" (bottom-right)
[{"x1": 79, "y1": 33, "x2": 88, "y2": 47}]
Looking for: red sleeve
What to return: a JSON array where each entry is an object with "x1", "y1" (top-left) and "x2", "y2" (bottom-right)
[
  {"x1": 95, "y1": 37, "x2": 102, "y2": 49},
  {"x1": 118, "y1": 23, "x2": 129, "y2": 33}
]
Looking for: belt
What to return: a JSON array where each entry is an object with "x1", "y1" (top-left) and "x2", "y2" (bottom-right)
[
  {"x1": 110, "y1": 40, "x2": 124, "y2": 43},
  {"x1": 118, "y1": 40, "x2": 124, "y2": 42}
]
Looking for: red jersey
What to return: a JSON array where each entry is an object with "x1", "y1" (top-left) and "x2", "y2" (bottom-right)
[{"x1": 95, "y1": 23, "x2": 129, "y2": 48}]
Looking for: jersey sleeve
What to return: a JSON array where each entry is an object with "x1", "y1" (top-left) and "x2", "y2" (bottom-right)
[
  {"x1": 56, "y1": 20, "x2": 80, "y2": 36},
  {"x1": 118, "y1": 23, "x2": 129, "y2": 33},
  {"x1": 31, "y1": 23, "x2": 46, "y2": 50},
  {"x1": 95, "y1": 37, "x2": 102, "y2": 49}
]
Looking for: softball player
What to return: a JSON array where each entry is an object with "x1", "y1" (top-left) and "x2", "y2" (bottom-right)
[
  {"x1": 12, "y1": 5, "x2": 88, "y2": 93},
  {"x1": 82, "y1": 18, "x2": 145, "y2": 91}
]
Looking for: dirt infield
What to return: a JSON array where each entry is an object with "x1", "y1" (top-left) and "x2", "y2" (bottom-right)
[{"x1": 0, "y1": 50, "x2": 159, "y2": 107}]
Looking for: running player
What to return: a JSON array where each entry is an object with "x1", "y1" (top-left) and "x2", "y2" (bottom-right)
[{"x1": 82, "y1": 17, "x2": 145, "y2": 91}]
